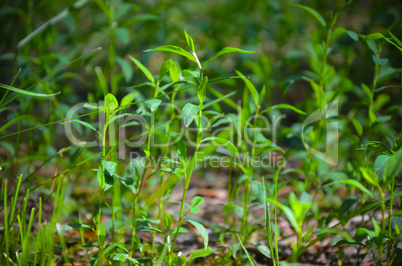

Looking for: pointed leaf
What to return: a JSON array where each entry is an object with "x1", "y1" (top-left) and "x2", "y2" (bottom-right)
[
  {"x1": 260, "y1": 104, "x2": 306, "y2": 115},
  {"x1": 145, "y1": 99, "x2": 162, "y2": 111},
  {"x1": 188, "y1": 247, "x2": 214, "y2": 264},
  {"x1": 105, "y1": 93, "x2": 118, "y2": 114},
  {"x1": 373, "y1": 155, "x2": 390, "y2": 182},
  {"x1": 360, "y1": 167, "x2": 379, "y2": 187},
  {"x1": 0, "y1": 83, "x2": 60, "y2": 97},
  {"x1": 102, "y1": 160, "x2": 117, "y2": 177},
  {"x1": 295, "y1": 4, "x2": 327, "y2": 27},
  {"x1": 184, "y1": 29, "x2": 195, "y2": 53},
  {"x1": 63, "y1": 119, "x2": 100, "y2": 135},
  {"x1": 266, "y1": 198, "x2": 300, "y2": 234},
  {"x1": 187, "y1": 219, "x2": 208, "y2": 249},
  {"x1": 182, "y1": 103, "x2": 200, "y2": 127},
  {"x1": 129, "y1": 55, "x2": 155, "y2": 85},
  {"x1": 164, "y1": 212, "x2": 172, "y2": 230},
  {"x1": 384, "y1": 150, "x2": 402, "y2": 183},
  {"x1": 236, "y1": 234, "x2": 257, "y2": 266},
  {"x1": 372, "y1": 55, "x2": 388, "y2": 65},
  {"x1": 235, "y1": 70, "x2": 259, "y2": 106},
  {"x1": 120, "y1": 92, "x2": 138, "y2": 110},
  {"x1": 197, "y1": 76, "x2": 208, "y2": 103},
  {"x1": 201, "y1": 137, "x2": 238, "y2": 156},
  {"x1": 95, "y1": 66, "x2": 108, "y2": 96},
  {"x1": 324, "y1": 179, "x2": 375, "y2": 198},
  {"x1": 158, "y1": 59, "x2": 172, "y2": 83},
  {"x1": 203, "y1": 47, "x2": 254, "y2": 68},
  {"x1": 144, "y1": 45, "x2": 196, "y2": 63}
]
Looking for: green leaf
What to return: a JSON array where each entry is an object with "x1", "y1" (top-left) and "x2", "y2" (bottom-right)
[
  {"x1": 236, "y1": 234, "x2": 257, "y2": 266},
  {"x1": 384, "y1": 150, "x2": 402, "y2": 183},
  {"x1": 347, "y1": 30, "x2": 359, "y2": 41},
  {"x1": 374, "y1": 85, "x2": 402, "y2": 93},
  {"x1": 102, "y1": 160, "x2": 117, "y2": 177},
  {"x1": 366, "y1": 33, "x2": 384, "y2": 40},
  {"x1": 373, "y1": 155, "x2": 390, "y2": 182},
  {"x1": 115, "y1": 56, "x2": 133, "y2": 83},
  {"x1": 333, "y1": 239, "x2": 362, "y2": 248},
  {"x1": 188, "y1": 247, "x2": 214, "y2": 264},
  {"x1": 349, "y1": 117, "x2": 363, "y2": 136},
  {"x1": 235, "y1": 70, "x2": 259, "y2": 106},
  {"x1": 337, "y1": 197, "x2": 359, "y2": 220},
  {"x1": 372, "y1": 55, "x2": 388, "y2": 65},
  {"x1": 330, "y1": 28, "x2": 358, "y2": 41},
  {"x1": 186, "y1": 219, "x2": 208, "y2": 249},
  {"x1": 197, "y1": 76, "x2": 208, "y2": 104},
  {"x1": 251, "y1": 180, "x2": 264, "y2": 204},
  {"x1": 164, "y1": 212, "x2": 172, "y2": 230},
  {"x1": 190, "y1": 196, "x2": 205, "y2": 214},
  {"x1": 256, "y1": 244, "x2": 272, "y2": 259},
  {"x1": 288, "y1": 192, "x2": 311, "y2": 226},
  {"x1": 329, "y1": 27, "x2": 347, "y2": 41},
  {"x1": 62, "y1": 119, "x2": 100, "y2": 135},
  {"x1": 260, "y1": 104, "x2": 306, "y2": 115},
  {"x1": 120, "y1": 92, "x2": 138, "y2": 110},
  {"x1": 0, "y1": 83, "x2": 60, "y2": 97},
  {"x1": 59, "y1": 223, "x2": 91, "y2": 232},
  {"x1": 120, "y1": 176, "x2": 136, "y2": 194},
  {"x1": 266, "y1": 198, "x2": 300, "y2": 234},
  {"x1": 359, "y1": 167, "x2": 379, "y2": 188},
  {"x1": 184, "y1": 29, "x2": 195, "y2": 53},
  {"x1": 95, "y1": 66, "x2": 108, "y2": 96},
  {"x1": 145, "y1": 45, "x2": 196, "y2": 63},
  {"x1": 177, "y1": 140, "x2": 187, "y2": 160},
  {"x1": 324, "y1": 179, "x2": 375, "y2": 198},
  {"x1": 201, "y1": 137, "x2": 238, "y2": 156},
  {"x1": 182, "y1": 103, "x2": 200, "y2": 127},
  {"x1": 83, "y1": 103, "x2": 99, "y2": 110},
  {"x1": 97, "y1": 167, "x2": 104, "y2": 190},
  {"x1": 203, "y1": 47, "x2": 254, "y2": 68},
  {"x1": 358, "y1": 141, "x2": 393, "y2": 156},
  {"x1": 355, "y1": 227, "x2": 376, "y2": 243},
  {"x1": 158, "y1": 59, "x2": 172, "y2": 83},
  {"x1": 295, "y1": 4, "x2": 326, "y2": 27},
  {"x1": 105, "y1": 93, "x2": 118, "y2": 114},
  {"x1": 361, "y1": 83, "x2": 373, "y2": 103},
  {"x1": 158, "y1": 80, "x2": 188, "y2": 93},
  {"x1": 145, "y1": 99, "x2": 162, "y2": 111},
  {"x1": 128, "y1": 55, "x2": 155, "y2": 85}
]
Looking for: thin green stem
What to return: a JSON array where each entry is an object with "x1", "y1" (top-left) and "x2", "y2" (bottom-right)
[{"x1": 387, "y1": 178, "x2": 395, "y2": 266}]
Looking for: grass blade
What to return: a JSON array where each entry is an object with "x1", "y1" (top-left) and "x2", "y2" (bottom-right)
[
  {"x1": 0, "y1": 83, "x2": 60, "y2": 97},
  {"x1": 236, "y1": 233, "x2": 257, "y2": 266}
]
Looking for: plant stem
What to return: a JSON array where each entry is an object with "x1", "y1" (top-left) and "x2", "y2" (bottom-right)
[{"x1": 387, "y1": 178, "x2": 395, "y2": 265}]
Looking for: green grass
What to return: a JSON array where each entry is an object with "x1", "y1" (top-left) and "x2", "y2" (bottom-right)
[{"x1": 1, "y1": 0, "x2": 402, "y2": 265}]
